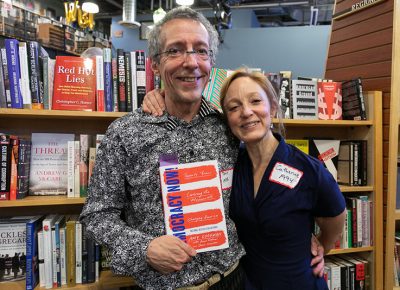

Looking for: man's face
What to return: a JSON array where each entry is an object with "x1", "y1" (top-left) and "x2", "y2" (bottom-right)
[{"x1": 152, "y1": 18, "x2": 212, "y2": 105}]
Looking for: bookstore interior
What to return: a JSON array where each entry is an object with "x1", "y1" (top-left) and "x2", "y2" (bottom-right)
[{"x1": 0, "y1": 0, "x2": 399, "y2": 289}]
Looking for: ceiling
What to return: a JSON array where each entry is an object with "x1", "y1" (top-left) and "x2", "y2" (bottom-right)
[{"x1": 94, "y1": 0, "x2": 335, "y2": 27}]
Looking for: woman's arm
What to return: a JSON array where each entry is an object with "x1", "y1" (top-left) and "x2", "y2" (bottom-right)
[
  {"x1": 315, "y1": 209, "x2": 347, "y2": 254},
  {"x1": 142, "y1": 89, "x2": 165, "y2": 116}
]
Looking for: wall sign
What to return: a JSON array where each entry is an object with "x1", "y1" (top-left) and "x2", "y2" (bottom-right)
[{"x1": 332, "y1": 0, "x2": 387, "y2": 20}]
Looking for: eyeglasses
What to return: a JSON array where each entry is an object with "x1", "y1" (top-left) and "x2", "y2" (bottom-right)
[{"x1": 155, "y1": 48, "x2": 213, "y2": 61}]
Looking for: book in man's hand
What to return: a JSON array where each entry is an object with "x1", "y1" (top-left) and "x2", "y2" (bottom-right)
[{"x1": 159, "y1": 160, "x2": 229, "y2": 253}]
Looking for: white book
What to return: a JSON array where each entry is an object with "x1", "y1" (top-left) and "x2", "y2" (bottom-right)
[
  {"x1": 74, "y1": 140, "x2": 80, "y2": 197},
  {"x1": 67, "y1": 140, "x2": 75, "y2": 198},
  {"x1": 42, "y1": 214, "x2": 59, "y2": 289},
  {"x1": 51, "y1": 229, "x2": 57, "y2": 288},
  {"x1": 38, "y1": 230, "x2": 46, "y2": 287},
  {"x1": 95, "y1": 55, "x2": 105, "y2": 111},
  {"x1": 60, "y1": 227, "x2": 67, "y2": 285},
  {"x1": 159, "y1": 160, "x2": 229, "y2": 253},
  {"x1": 130, "y1": 51, "x2": 138, "y2": 110},
  {"x1": 75, "y1": 221, "x2": 83, "y2": 284},
  {"x1": 326, "y1": 261, "x2": 341, "y2": 290},
  {"x1": 18, "y1": 42, "x2": 32, "y2": 109}
]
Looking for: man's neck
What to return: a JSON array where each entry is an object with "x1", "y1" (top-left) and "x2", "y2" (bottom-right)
[{"x1": 165, "y1": 98, "x2": 202, "y2": 123}]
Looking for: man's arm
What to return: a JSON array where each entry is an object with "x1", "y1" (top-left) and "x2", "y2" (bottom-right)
[
  {"x1": 80, "y1": 123, "x2": 195, "y2": 276},
  {"x1": 142, "y1": 89, "x2": 165, "y2": 116}
]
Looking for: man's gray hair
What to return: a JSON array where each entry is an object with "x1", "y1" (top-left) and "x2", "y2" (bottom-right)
[{"x1": 147, "y1": 6, "x2": 219, "y2": 65}]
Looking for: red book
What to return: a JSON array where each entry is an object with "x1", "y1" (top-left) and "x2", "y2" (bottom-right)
[
  {"x1": 317, "y1": 81, "x2": 342, "y2": 120},
  {"x1": 52, "y1": 56, "x2": 96, "y2": 111}
]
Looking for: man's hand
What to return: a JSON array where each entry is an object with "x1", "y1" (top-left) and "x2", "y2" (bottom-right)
[
  {"x1": 142, "y1": 89, "x2": 166, "y2": 116},
  {"x1": 146, "y1": 235, "x2": 197, "y2": 274},
  {"x1": 310, "y1": 234, "x2": 325, "y2": 277}
]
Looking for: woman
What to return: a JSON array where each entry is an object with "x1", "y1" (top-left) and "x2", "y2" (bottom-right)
[{"x1": 219, "y1": 68, "x2": 346, "y2": 290}]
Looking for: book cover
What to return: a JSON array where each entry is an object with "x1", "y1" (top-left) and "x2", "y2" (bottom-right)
[
  {"x1": 16, "y1": 139, "x2": 32, "y2": 199},
  {"x1": 5, "y1": 39, "x2": 23, "y2": 109},
  {"x1": 79, "y1": 134, "x2": 89, "y2": 197},
  {"x1": 9, "y1": 135, "x2": 19, "y2": 200},
  {"x1": 338, "y1": 141, "x2": 354, "y2": 186},
  {"x1": 111, "y1": 57, "x2": 119, "y2": 111},
  {"x1": 279, "y1": 71, "x2": 292, "y2": 119},
  {"x1": 342, "y1": 78, "x2": 367, "y2": 121},
  {"x1": 37, "y1": 230, "x2": 45, "y2": 287},
  {"x1": 317, "y1": 81, "x2": 342, "y2": 120},
  {"x1": 308, "y1": 139, "x2": 340, "y2": 181},
  {"x1": 67, "y1": 140, "x2": 76, "y2": 198},
  {"x1": 291, "y1": 79, "x2": 318, "y2": 119},
  {"x1": 59, "y1": 226, "x2": 67, "y2": 285},
  {"x1": 159, "y1": 160, "x2": 229, "y2": 253},
  {"x1": 0, "y1": 49, "x2": 5, "y2": 108},
  {"x1": 29, "y1": 133, "x2": 75, "y2": 196},
  {"x1": 202, "y1": 67, "x2": 228, "y2": 111},
  {"x1": 53, "y1": 215, "x2": 66, "y2": 287},
  {"x1": 66, "y1": 216, "x2": 78, "y2": 287},
  {"x1": 0, "y1": 217, "x2": 31, "y2": 282},
  {"x1": 145, "y1": 56, "x2": 154, "y2": 94},
  {"x1": 52, "y1": 56, "x2": 96, "y2": 111},
  {"x1": 75, "y1": 221, "x2": 82, "y2": 284},
  {"x1": 129, "y1": 51, "x2": 137, "y2": 110},
  {"x1": 286, "y1": 139, "x2": 309, "y2": 154},
  {"x1": 124, "y1": 51, "x2": 133, "y2": 111}
]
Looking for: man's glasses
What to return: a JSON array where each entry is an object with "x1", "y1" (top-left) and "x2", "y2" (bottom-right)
[{"x1": 155, "y1": 48, "x2": 213, "y2": 61}]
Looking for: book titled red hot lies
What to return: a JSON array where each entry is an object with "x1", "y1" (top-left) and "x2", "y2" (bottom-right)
[
  {"x1": 159, "y1": 160, "x2": 229, "y2": 253},
  {"x1": 52, "y1": 56, "x2": 96, "y2": 111}
]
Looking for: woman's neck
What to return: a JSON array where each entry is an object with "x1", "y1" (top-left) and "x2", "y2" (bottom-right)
[{"x1": 246, "y1": 133, "x2": 279, "y2": 170}]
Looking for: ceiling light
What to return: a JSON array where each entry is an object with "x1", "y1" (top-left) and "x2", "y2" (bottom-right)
[
  {"x1": 82, "y1": 0, "x2": 99, "y2": 14},
  {"x1": 176, "y1": 0, "x2": 194, "y2": 6}
]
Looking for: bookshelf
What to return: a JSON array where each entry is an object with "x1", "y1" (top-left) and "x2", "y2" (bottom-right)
[
  {"x1": 0, "y1": 91, "x2": 382, "y2": 289},
  {"x1": 384, "y1": 0, "x2": 400, "y2": 286},
  {"x1": 276, "y1": 91, "x2": 383, "y2": 290}
]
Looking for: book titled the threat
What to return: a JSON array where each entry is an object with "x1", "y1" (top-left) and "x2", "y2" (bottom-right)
[
  {"x1": 159, "y1": 160, "x2": 229, "y2": 253},
  {"x1": 52, "y1": 56, "x2": 96, "y2": 111}
]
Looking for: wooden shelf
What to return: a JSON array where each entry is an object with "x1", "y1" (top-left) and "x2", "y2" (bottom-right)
[
  {"x1": 326, "y1": 246, "x2": 374, "y2": 256},
  {"x1": 274, "y1": 118, "x2": 373, "y2": 126},
  {"x1": 0, "y1": 271, "x2": 135, "y2": 290},
  {"x1": 339, "y1": 185, "x2": 374, "y2": 192},
  {"x1": 0, "y1": 108, "x2": 126, "y2": 120},
  {"x1": 0, "y1": 196, "x2": 85, "y2": 207},
  {"x1": 395, "y1": 209, "x2": 400, "y2": 220}
]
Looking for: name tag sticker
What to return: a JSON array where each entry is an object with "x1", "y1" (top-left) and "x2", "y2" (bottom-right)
[
  {"x1": 269, "y1": 162, "x2": 303, "y2": 189},
  {"x1": 220, "y1": 168, "x2": 233, "y2": 190}
]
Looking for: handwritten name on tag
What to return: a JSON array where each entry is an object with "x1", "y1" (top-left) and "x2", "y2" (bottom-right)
[
  {"x1": 269, "y1": 162, "x2": 303, "y2": 189},
  {"x1": 220, "y1": 168, "x2": 233, "y2": 190}
]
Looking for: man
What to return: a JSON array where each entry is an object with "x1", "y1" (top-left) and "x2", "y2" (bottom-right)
[{"x1": 80, "y1": 6, "x2": 324, "y2": 290}]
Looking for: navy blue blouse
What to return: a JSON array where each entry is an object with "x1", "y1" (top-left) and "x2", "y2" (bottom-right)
[{"x1": 230, "y1": 134, "x2": 346, "y2": 290}]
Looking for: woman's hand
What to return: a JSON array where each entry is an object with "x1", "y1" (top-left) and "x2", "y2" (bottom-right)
[{"x1": 142, "y1": 89, "x2": 166, "y2": 116}]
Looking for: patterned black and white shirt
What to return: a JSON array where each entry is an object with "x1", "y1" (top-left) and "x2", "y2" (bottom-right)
[{"x1": 80, "y1": 99, "x2": 246, "y2": 290}]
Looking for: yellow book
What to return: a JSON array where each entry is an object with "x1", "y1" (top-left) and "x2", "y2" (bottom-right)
[
  {"x1": 286, "y1": 139, "x2": 309, "y2": 154},
  {"x1": 66, "y1": 215, "x2": 79, "y2": 287}
]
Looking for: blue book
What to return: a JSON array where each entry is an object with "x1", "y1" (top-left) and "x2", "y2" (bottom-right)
[
  {"x1": 103, "y1": 48, "x2": 113, "y2": 112},
  {"x1": 54, "y1": 215, "x2": 65, "y2": 287},
  {"x1": 25, "y1": 215, "x2": 45, "y2": 290},
  {"x1": 5, "y1": 39, "x2": 23, "y2": 109}
]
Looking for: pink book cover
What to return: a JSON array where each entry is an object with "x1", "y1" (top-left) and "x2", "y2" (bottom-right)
[
  {"x1": 317, "y1": 81, "x2": 342, "y2": 120},
  {"x1": 159, "y1": 160, "x2": 229, "y2": 253}
]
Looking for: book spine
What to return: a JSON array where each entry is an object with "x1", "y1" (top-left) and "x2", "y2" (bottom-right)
[
  {"x1": 43, "y1": 219, "x2": 54, "y2": 288},
  {"x1": 0, "y1": 134, "x2": 11, "y2": 200},
  {"x1": 124, "y1": 52, "x2": 132, "y2": 112},
  {"x1": 18, "y1": 42, "x2": 32, "y2": 109},
  {"x1": 117, "y1": 49, "x2": 126, "y2": 112},
  {"x1": 95, "y1": 55, "x2": 105, "y2": 111},
  {"x1": 130, "y1": 51, "x2": 137, "y2": 110},
  {"x1": 0, "y1": 48, "x2": 7, "y2": 108},
  {"x1": 81, "y1": 227, "x2": 88, "y2": 283},
  {"x1": 79, "y1": 135, "x2": 89, "y2": 197},
  {"x1": 40, "y1": 56, "x2": 50, "y2": 110},
  {"x1": 66, "y1": 221, "x2": 76, "y2": 287},
  {"x1": 135, "y1": 50, "x2": 146, "y2": 107},
  {"x1": 67, "y1": 140, "x2": 75, "y2": 198},
  {"x1": 111, "y1": 57, "x2": 118, "y2": 111},
  {"x1": 16, "y1": 139, "x2": 31, "y2": 199},
  {"x1": 0, "y1": 47, "x2": 12, "y2": 108},
  {"x1": 74, "y1": 140, "x2": 80, "y2": 198},
  {"x1": 103, "y1": 48, "x2": 113, "y2": 112},
  {"x1": 60, "y1": 227, "x2": 67, "y2": 285},
  {"x1": 357, "y1": 78, "x2": 367, "y2": 120},
  {"x1": 5, "y1": 39, "x2": 23, "y2": 108},
  {"x1": 9, "y1": 136, "x2": 19, "y2": 200},
  {"x1": 145, "y1": 57, "x2": 154, "y2": 93},
  {"x1": 51, "y1": 229, "x2": 57, "y2": 287},
  {"x1": 27, "y1": 41, "x2": 43, "y2": 109},
  {"x1": 38, "y1": 230, "x2": 46, "y2": 287},
  {"x1": 75, "y1": 221, "x2": 83, "y2": 284},
  {"x1": 25, "y1": 221, "x2": 35, "y2": 290},
  {"x1": 55, "y1": 223, "x2": 62, "y2": 287}
]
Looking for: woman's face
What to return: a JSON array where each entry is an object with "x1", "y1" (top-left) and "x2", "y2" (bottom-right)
[{"x1": 223, "y1": 76, "x2": 275, "y2": 144}]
